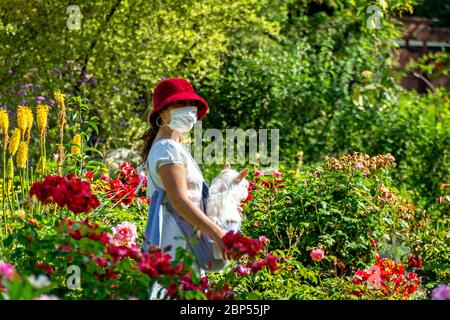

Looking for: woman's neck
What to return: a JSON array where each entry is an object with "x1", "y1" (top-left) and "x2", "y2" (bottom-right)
[{"x1": 154, "y1": 127, "x2": 182, "y2": 143}]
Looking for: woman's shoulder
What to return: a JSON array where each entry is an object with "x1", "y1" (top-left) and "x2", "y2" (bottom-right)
[
  {"x1": 150, "y1": 138, "x2": 186, "y2": 153},
  {"x1": 148, "y1": 138, "x2": 188, "y2": 164}
]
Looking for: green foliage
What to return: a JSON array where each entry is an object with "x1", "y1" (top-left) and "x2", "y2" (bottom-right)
[
  {"x1": 239, "y1": 155, "x2": 448, "y2": 280},
  {"x1": 0, "y1": 0, "x2": 280, "y2": 152}
]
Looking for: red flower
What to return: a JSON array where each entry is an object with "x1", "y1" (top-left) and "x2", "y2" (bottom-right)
[
  {"x1": 167, "y1": 282, "x2": 178, "y2": 297},
  {"x1": 35, "y1": 262, "x2": 54, "y2": 275},
  {"x1": 222, "y1": 231, "x2": 263, "y2": 260},
  {"x1": 85, "y1": 170, "x2": 94, "y2": 180},
  {"x1": 254, "y1": 170, "x2": 264, "y2": 176},
  {"x1": 264, "y1": 253, "x2": 278, "y2": 271},
  {"x1": 29, "y1": 174, "x2": 100, "y2": 214},
  {"x1": 272, "y1": 169, "x2": 282, "y2": 177},
  {"x1": 120, "y1": 162, "x2": 136, "y2": 179},
  {"x1": 353, "y1": 255, "x2": 421, "y2": 297},
  {"x1": 408, "y1": 255, "x2": 422, "y2": 269},
  {"x1": 206, "y1": 284, "x2": 235, "y2": 300}
]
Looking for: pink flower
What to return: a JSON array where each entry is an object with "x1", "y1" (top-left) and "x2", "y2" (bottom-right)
[
  {"x1": 264, "y1": 253, "x2": 278, "y2": 271},
  {"x1": 354, "y1": 163, "x2": 364, "y2": 170},
  {"x1": 259, "y1": 236, "x2": 269, "y2": 244},
  {"x1": 138, "y1": 171, "x2": 147, "y2": 188},
  {"x1": 310, "y1": 248, "x2": 325, "y2": 262},
  {"x1": 33, "y1": 294, "x2": 60, "y2": 300},
  {"x1": 254, "y1": 170, "x2": 264, "y2": 176},
  {"x1": 111, "y1": 222, "x2": 137, "y2": 248},
  {"x1": 0, "y1": 261, "x2": 15, "y2": 280},
  {"x1": 334, "y1": 162, "x2": 343, "y2": 169},
  {"x1": 272, "y1": 170, "x2": 282, "y2": 177},
  {"x1": 233, "y1": 264, "x2": 251, "y2": 276}
]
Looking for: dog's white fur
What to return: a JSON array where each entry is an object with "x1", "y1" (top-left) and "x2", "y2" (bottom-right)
[{"x1": 206, "y1": 164, "x2": 249, "y2": 233}]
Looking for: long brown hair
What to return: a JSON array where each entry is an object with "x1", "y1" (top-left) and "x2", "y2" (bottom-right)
[{"x1": 138, "y1": 112, "x2": 159, "y2": 164}]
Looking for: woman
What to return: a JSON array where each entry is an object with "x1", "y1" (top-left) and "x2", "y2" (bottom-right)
[{"x1": 138, "y1": 78, "x2": 245, "y2": 298}]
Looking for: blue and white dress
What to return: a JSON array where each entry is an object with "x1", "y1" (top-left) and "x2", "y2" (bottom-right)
[{"x1": 138, "y1": 138, "x2": 206, "y2": 299}]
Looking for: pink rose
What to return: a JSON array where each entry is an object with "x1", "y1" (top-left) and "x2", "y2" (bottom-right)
[
  {"x1": 111, "y1": 222, "x2": 137, "y2": 248},
  {"x1": 0, "y1": 261, "x2": 15, "y2": 280},
  {"x1": 259, "y1": 236, "x2": 269, "y2": 244},
  {"x1": 354, "y1": 163, "x2": 364, "y2": 170},
  {"x1": 310, "y1": 248, "x2": 325, "y2": 262}
]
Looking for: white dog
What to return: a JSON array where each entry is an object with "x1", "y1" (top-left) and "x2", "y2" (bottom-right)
[{"x1": 206, "y1": 163, "x2": 249, "y2": 235}]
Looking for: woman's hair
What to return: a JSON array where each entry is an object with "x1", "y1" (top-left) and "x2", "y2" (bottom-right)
[{"x1": 138, "y1": 112, "x2": 160, "y2": 164}]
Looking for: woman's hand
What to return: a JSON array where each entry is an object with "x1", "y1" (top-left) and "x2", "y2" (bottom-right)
[
  {"x1": 211, "y1": 228, "x2": 231, "y2": 260},
  {"x1": 237, "y1": 204, "x2": 244, "y2": 219}
]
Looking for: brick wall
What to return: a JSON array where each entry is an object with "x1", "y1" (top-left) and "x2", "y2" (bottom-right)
[{"x1": 397, "y1": 17, "x2": 450, "y2": 92}]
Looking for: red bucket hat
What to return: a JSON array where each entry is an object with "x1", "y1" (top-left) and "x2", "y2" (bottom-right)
[{"x1": 150, "y1": 78, "x2": 209, "y2": 124}]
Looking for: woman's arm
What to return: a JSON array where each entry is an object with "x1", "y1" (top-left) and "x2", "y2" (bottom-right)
[{"x1": 159, "y1": 163, "x2": 228, "y2": 254}]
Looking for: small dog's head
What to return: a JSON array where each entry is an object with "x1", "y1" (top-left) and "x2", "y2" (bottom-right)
[
  {"x1": 206, "y1": 164, "x2": 249, "y2": 230},
  {"x1": 210, "y1": 164, "x2": 249, "y2": 197}
]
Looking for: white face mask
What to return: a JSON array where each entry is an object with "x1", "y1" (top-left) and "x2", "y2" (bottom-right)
[{"x1": 168, "y1": 106, "x2": 198, "y2": 133}]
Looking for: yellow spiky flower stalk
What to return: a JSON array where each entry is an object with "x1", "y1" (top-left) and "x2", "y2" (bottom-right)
[
  {"x1": 55, "y1": 90, "x2": 65, "y2": 109},
  {"x1": 8, "y1": 128, "x2": 21, "y2": 156},
  {"x1": 0, "y1": 109, "x2": 8, "y2": 133},
  {"x1": 55, "y1": 90, "x2": 66, "y2": 138},
  {"x1": 0, "y1": 109, "x2": 9, "y2": 148},
  {"x1": 25, "y1": 107, "x2": 33, "y2": 142},
  {"x1": 71, "y1": 134, "x2": 81, "y2": 154},
  {"x1": 55, "y1": 90, "x2": 66, "y2": 172},
  {"x1": 36, "y1": 104, "x2": 51, "y2": 138},
  {"x1": 16, "y1": 141, "x2": 28, "y2": 169},
  {"x1": 36, "y1": 155, "x2": 46, "y2": 174},
  {"x1": 16, "y1": 106, "x2": 29, "y2": 139},
  {"x1": 6, "y1": 157, "x2": 14, "y2": 192}
]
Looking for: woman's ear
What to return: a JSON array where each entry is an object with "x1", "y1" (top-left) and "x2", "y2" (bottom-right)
[
  {"x1": 234, "y1": 168, "x2": 249, "y2": 184},
  {"x1": 160, "y1": 109, "x2": 170, "y2": 125}
]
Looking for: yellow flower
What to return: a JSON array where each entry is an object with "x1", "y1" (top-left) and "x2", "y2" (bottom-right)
[
  {"x1": 17, "y1": 141, "x2": 28, "y2": 169},
  {"x1": 361, "y1": 70, "x2": 373, "y2": 80},
  {"x1": 16, "y1": 209, "x2": 26, "y2": 220},
  {"x1": 54, "y1": 90, "x2": 65, "y2": 108},
  {"x1": 17, "y1": 106, "x2": 30, "y2": 137},
  {"x1": 71, "y1": 134, "x2": 81, "y2": 154},
  {"x1": 36, "y1": 155, "x2": 46, "y2": 173},
  {"x1": 55, "y1": 90, "x2": 66, "y2": 143},
  {"x1": 6, "y1": 157, "x2": 14, "y2": 193},
  {"x1": 25, "y1": 107, "x2": 34, "y2": 141},
  {"x1": 6, "y1": 157, "x2": 13, "y2": 179},
  {"x1": 0, "y1": 108, "x2": 9, "y2": 135},
  {"x1": 36, "y1": 104, "x2": 51, "y2": 137},
  {"x1": 440, "y1": 183, "x2": 450, "y2": 190},
  {"x1": 8, "y1": 128, "x2": 21, "y2": 156}
]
